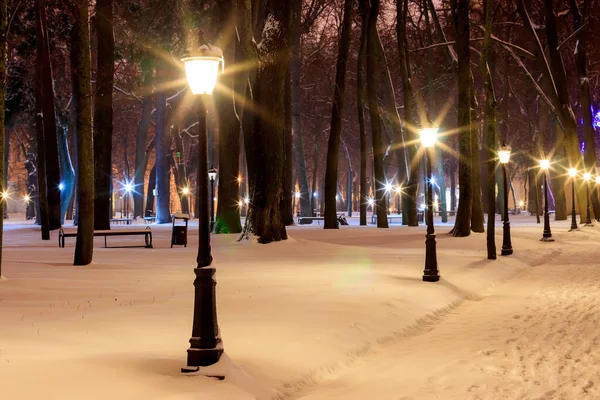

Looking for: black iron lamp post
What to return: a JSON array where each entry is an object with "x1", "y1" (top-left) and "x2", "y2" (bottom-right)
[
  {"x1": 498, "y1": 145, "x2": 513, "y2": 256},
  {"x1": 539, "y1": 159, "x2": 554, "y2": 242},
  {"x1": 181, "y1": 36, "x2": 224, "y2": 372},
  {"x1": 420, "y1": 127, "x2": 440, "y2": 282},
  {"x1": 208, "y1": 167, "x2": 217, "y2": 231},
  {"x1": 583, "y1": 173, "x2": 594, "y2": 227},
  {"x1": 568, "y1": 168, "x2": 579, "y2": 231}
]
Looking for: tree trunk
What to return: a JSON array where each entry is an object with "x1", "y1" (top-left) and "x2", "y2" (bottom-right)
[
  {"x1": 450, "y1": 0, "x2": 472, "y2": 237},
  {"x1": 283, "y1": 63, "x2": 294, "y2": 225},
  {"x1": 324, "y1": 0, "x2": 353, "y2": 229},
  {"x1": 366, "y1": 0, "x2": 388, "y2": 228},
  {"x1": 34, "y1": 0, "x2": 49, "y2": 239},
  {"x1": 357, "y1": 0, "x2": 369, "y2": 226},
  {"x1": 37, "y1": 0, "x2": 61, "y2": 230},
  {"x1": 291, "y1": 0, "x2": 311, "y2": 218},
  {"x1": 571, "y1": 0, "x2": 598, "y2": 218},
  {"x1": 57, "y1": 124, "x2": 74, "y2": 224},
  {"x1": 133, "y1": 57, "x2": 153, "y2": 218},
  {"x1": 215, "y1": 1, "x2": 242, "y2": 233},
  {"x1": 470, "y1": 87, "x2": 485, "y2": 232},
  {"x1": 239, "y1": 0, "x2": 291, "y2": 243},
  {"x1": 482, "y1": 0, "x2": 496, "y2": 260},
  {"x1": 396, "y1": 0, "x2": 418, "y2": 226},
  {"x1": 71, "y1": 4, "x2": 94, "y2": 266},
  {"x1": 93, "y1": 0, "x2": 113, "y2": 230},
  {"x1": 154, "y1": 59, "x2": 171, "y2": 224},
  {"x1": 0, "y1": 0, "x2": 6, "y2": 276}
]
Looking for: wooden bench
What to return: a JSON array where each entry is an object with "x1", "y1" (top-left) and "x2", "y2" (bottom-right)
[
  {"x1": 58, "y1": 227, "x2": 153, "y2": 248},
  {"x1": 298, "y1": 216, "x2": 324, "y2": 225},
  {"x1": 143, "y1": 216, "x2": 156, "y2": 224},
  {"x1": 110, "y1": 218, "x2": 132, "y2": 225},
  {"x1": 371, "y1": 214, "x2": 403, "y2": 224}
]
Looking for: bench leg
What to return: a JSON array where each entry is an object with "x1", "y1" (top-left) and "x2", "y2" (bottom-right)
[
  {"x1": 146, "y1": 232, "x2": 153, "y2": 248},
  {"x1": 105, "y1": 236, "x2": 107, "y2": 248}
]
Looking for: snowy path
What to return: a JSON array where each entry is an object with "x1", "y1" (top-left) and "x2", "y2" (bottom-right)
[{"x1": 293, "y1": 245, "x2": 600, "y2": 400}]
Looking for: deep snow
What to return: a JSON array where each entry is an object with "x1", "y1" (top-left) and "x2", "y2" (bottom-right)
[{"x1": 0, "y1": 214, "x2": 597, "y2": 399}]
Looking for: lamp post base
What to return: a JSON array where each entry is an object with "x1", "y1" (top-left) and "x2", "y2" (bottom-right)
[
  {"x1": 185, "y1": 345, "x2": 223, "y2": 368},
  {"x1": 568, "y1": 227, "x2": 580, "y2": 232},
  {"x1": 501, "y1": 247, "x2": 513, "y2": 256},
  {"x1": 422, "y1": 233, "x2": 439, "y2": 282},
  {"x1": 540, "y1": 236, "x2": 555, "y2": 242},
  {"x1": 422, "y1": 274, "x2": 440, "y2": 282},
  {"x1": 584, "y1": 223, "x2": 594, "y2": 227}
]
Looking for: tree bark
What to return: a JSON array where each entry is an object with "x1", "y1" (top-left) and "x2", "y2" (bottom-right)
[
  {"x1": 133, "y1": 57, "x2": 153, "y2": 218},
  {"x1": 366, "y1": 0, "x2": 388, "y2": 228},
  {"x1": 324, "y1": 0, "x2": 353, "y2": 229},
  {"x1": 93, "y1": 0, "x2": 114, "y2": 230},
  {"x1": 450, "y1": 0, "x2": 472, "y2": 237},
  {"x1": 215, "y1": 1, "x2": 242, "y2": 233},
  {"x1": 146, "y1": 163, "x2": 156, "y2": 213},
  {"x1": 470, "y1": 86, "x2": 485, "y2": 232},
  {"x1": 37, "y1": 0, "x2": 61, "y2": 230},
  {"x1": 239, "y1": 0, "x2": 291, "y2": 243},
  {"x1": 396, "y1": 0, "x2": 418, "y2": 226},
  {"x1": 72, "y1": 4, "x2": 94, "y2": 266},
  {"x1": 357, "y1": 0, "x2": 368, "y2": 226},
  {"x1": 154, "y1": 59, "x2": 171, "y2": 224},
  {"x1": 291, "y1": 0, "x2": 311, "y2": 218},
  {"x1": 283, "y1": 57, "x2": 294, "y2": 225},
  {"x1": 571, "y1": 0, "x2": 598, "y2": 218}
]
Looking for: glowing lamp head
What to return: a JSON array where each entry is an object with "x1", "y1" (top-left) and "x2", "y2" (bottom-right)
[
  {"x1": 23, "y1": 194, "x2": 30, "y2": 203},
  {"x1": 498, "y1": 145, "x2": 512, "y2": 164},
  {"x1": 395, "y1": 185, "x2": 402, "y2": 194},
  {"x1": 244, "y1": 197, "x2": 249, "y2": 204},
  {"x1": 335, "y1": 195, "x2": 339, "y2": 200},
  {"x1": 568, "y1": 168, "x2": 577, "y2": 178},
  {"x1": 181, "y1": 44, "x2": 224, "y2": 95},
  {"x1": 0, "y1": 191, "x2": 7, "y2": 200},
  {"x1": 208, "y1": 167, "x2": 218, "y2": 181},
  {"x1": 519, "y1": 200, "x2": 525, "y2": 208},
  {"x1": 596, "y1": 176, "x2": 600, "y2": 185},
  {"x1": 182, "y1": 187, "x2": 190, "y2": 195},
  {"x1": 584, "y1": 172, "x2": 592, "y2": 181},
  {"x1": 294, "y1": 192, "x2": 300, "y2": 199},
  {"x1": 367, "y1": 198, "x2": 375, "y2": 206},
  {"x1": 539, "y1": 159, "x2": 550, "y2": 170},
  {"x1": 237, "y1": 176, "x2": 242, "y2": 184},
  {"x1": 313, "y1": 192, "x2": 318, "y2": 198},
  {"x1": 124, "y1": 182, "x2": 133, "y2": 193},
  {"x1": 58, "y1": 183, "x2": 65, "y2": 191},
  {"x1": 384, "y1": 183, "x2": 392, "y2": 192},
  {"x1": 238, "y1": 200, "x2": 243, "y2": 207},
  {"x1": 430, "y1": 177, "x2": 436, "y2": 185},
  {"x1": 420, "y1": 203, "x2": 427, "y2": 210},
  {"x1": 419, "y1": 127, "x2": 439, "y2": 148}
]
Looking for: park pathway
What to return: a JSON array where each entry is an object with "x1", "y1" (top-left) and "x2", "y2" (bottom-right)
[{"x1": 292, "y1": 243, "x2": 600, "y2": 400}]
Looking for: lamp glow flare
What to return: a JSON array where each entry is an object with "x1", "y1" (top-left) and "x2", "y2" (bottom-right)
[
  {"x1": 419, "y1": 127, "x2": 439, "y2": 148},
  {"x1": 182, "y1": 45, "x2": 224, "y2": 95}
]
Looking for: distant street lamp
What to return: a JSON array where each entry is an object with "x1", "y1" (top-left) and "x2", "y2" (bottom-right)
[
  {"x1": 568, "y1": 168, "x2": 579, "y2": 231},
  {"x1": 367, "y1": 197, "x2": 375, "y2": 214},
  {"x1": 539, "y1": 159, "x2": 554, "y2": 242},
  {"x1": 395, "y1": 185, "x2": 402, "y2": 215},
  {"x1": 181, "y1": 34, "x2": 224, "y2": 371},
  {"x1": 419, "y1": 126, "x2": 440, "y2": 282},
  {"x1": 208, "y1": 167, "x2": 217, "y2": 231},
  {"x1": 384, "y1": 183, "x2": 392, "y2": 214},
  {"x1": 583, "y1": 172, "x2": 593, "y2": 227},
  {"x1": 123, "y1": 182, "x2": 133, "y2": 218},
  {"x1": 498, "y1": 144, "x2": 513, "y2": 256}
]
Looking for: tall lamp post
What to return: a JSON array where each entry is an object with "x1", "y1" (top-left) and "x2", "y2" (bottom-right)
[
  {"x1": 568, "y1": 168, "x2": 579, "y2": 231},
  {"x1": 384, "y1": 183, "x2": 392, "y2": 214},
  {"x1": 208, "y1": 167, "x2": 217, "y2": 231},
  {"x1": 498, "y1": 145, "x2": 513, "y2": 255},
  {"x1": 124, "y1": 182, "x2": 132, "y2": 218},
  {"x1": 539, "y1": 159, "x2": 554, "y2": 242},
  {"x1": 583, "y1": 172, "x2": 593, "y2": 227},
  {"x1": 181, "y1": 36, "x2": 224, "y2": 372},
  {"x1": 420, "y1": 127, "x2": 440, "y2": 282}
]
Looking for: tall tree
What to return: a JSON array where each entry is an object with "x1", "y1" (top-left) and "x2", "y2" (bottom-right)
[
  {"x1": 450, "y1": 0, "x2": 473, "y2": 237},
  {"x1": 72, "y1": 2, "x2": 94, "y2": 266},
  {"x1": 93, "y1": 0, "x2": 114, "y2": 229},
  {"x1": 154, "y1": 59, "x2": 171, "y2": 224},
  {"x1": 215, "y1": 0, "x2": 242, "y2": 234},
  {"x1": 357, "y1": 0, "x2": 369, "y2": 226},
  {"x1": 239, "y1": 0, "x2": 292, "y2": 243},
  {"x1": 366, "y1": 0, "x2": 388, "y2": 228},
  {"x1": 133, "y1": 57, "x2": 153, "y2": 218},
  {"x1": 37, "y1": 0, "x2": 61, "y2": 230},
  {"x1": 324, "y1": 0, "x2": 353, "y2": 229}
]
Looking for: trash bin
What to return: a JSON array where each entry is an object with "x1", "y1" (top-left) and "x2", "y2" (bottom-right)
[{"x1": 171, "y1": 213, "x2": 190, "y2": 248}]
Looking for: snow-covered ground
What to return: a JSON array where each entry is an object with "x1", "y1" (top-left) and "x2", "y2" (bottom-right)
[{"x1": 0, "y1": 214, "x2": 597, "y2": 399}]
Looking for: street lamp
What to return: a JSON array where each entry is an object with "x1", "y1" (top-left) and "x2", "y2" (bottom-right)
[
  {"x1": 208, "y1": 167, "x2": 217, "y2": 231},
  {"x1": 498, "y1": 144, "x2": 513, "y2": 256},
  {"x1": 181, "y1": 34, "x2": 224, "y2": 371},
  {"x1": 367, "y1": 197, "x2": 375, "y2": 214},
  {"x1": 539, "y1": 159, "x2": 554, "y2": 242},
  {"x1": 384, "y1": 183, "x2": 392, "y2": 214},
  {"x1": 568, "y1": 168, "x2": 578, "y2": 231},
  {"x1": 583, "y1": 172, "x2": 593, "y2": 227},
  {"x1": 419, "y1": 126, "x2": 439, "y2": 282},
  {"x1": 123, "y1": 182, "x2": 133, "y2": 218},
  {"x1": 395, "y1": 185, "x2": 402, "y2": 214}
]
